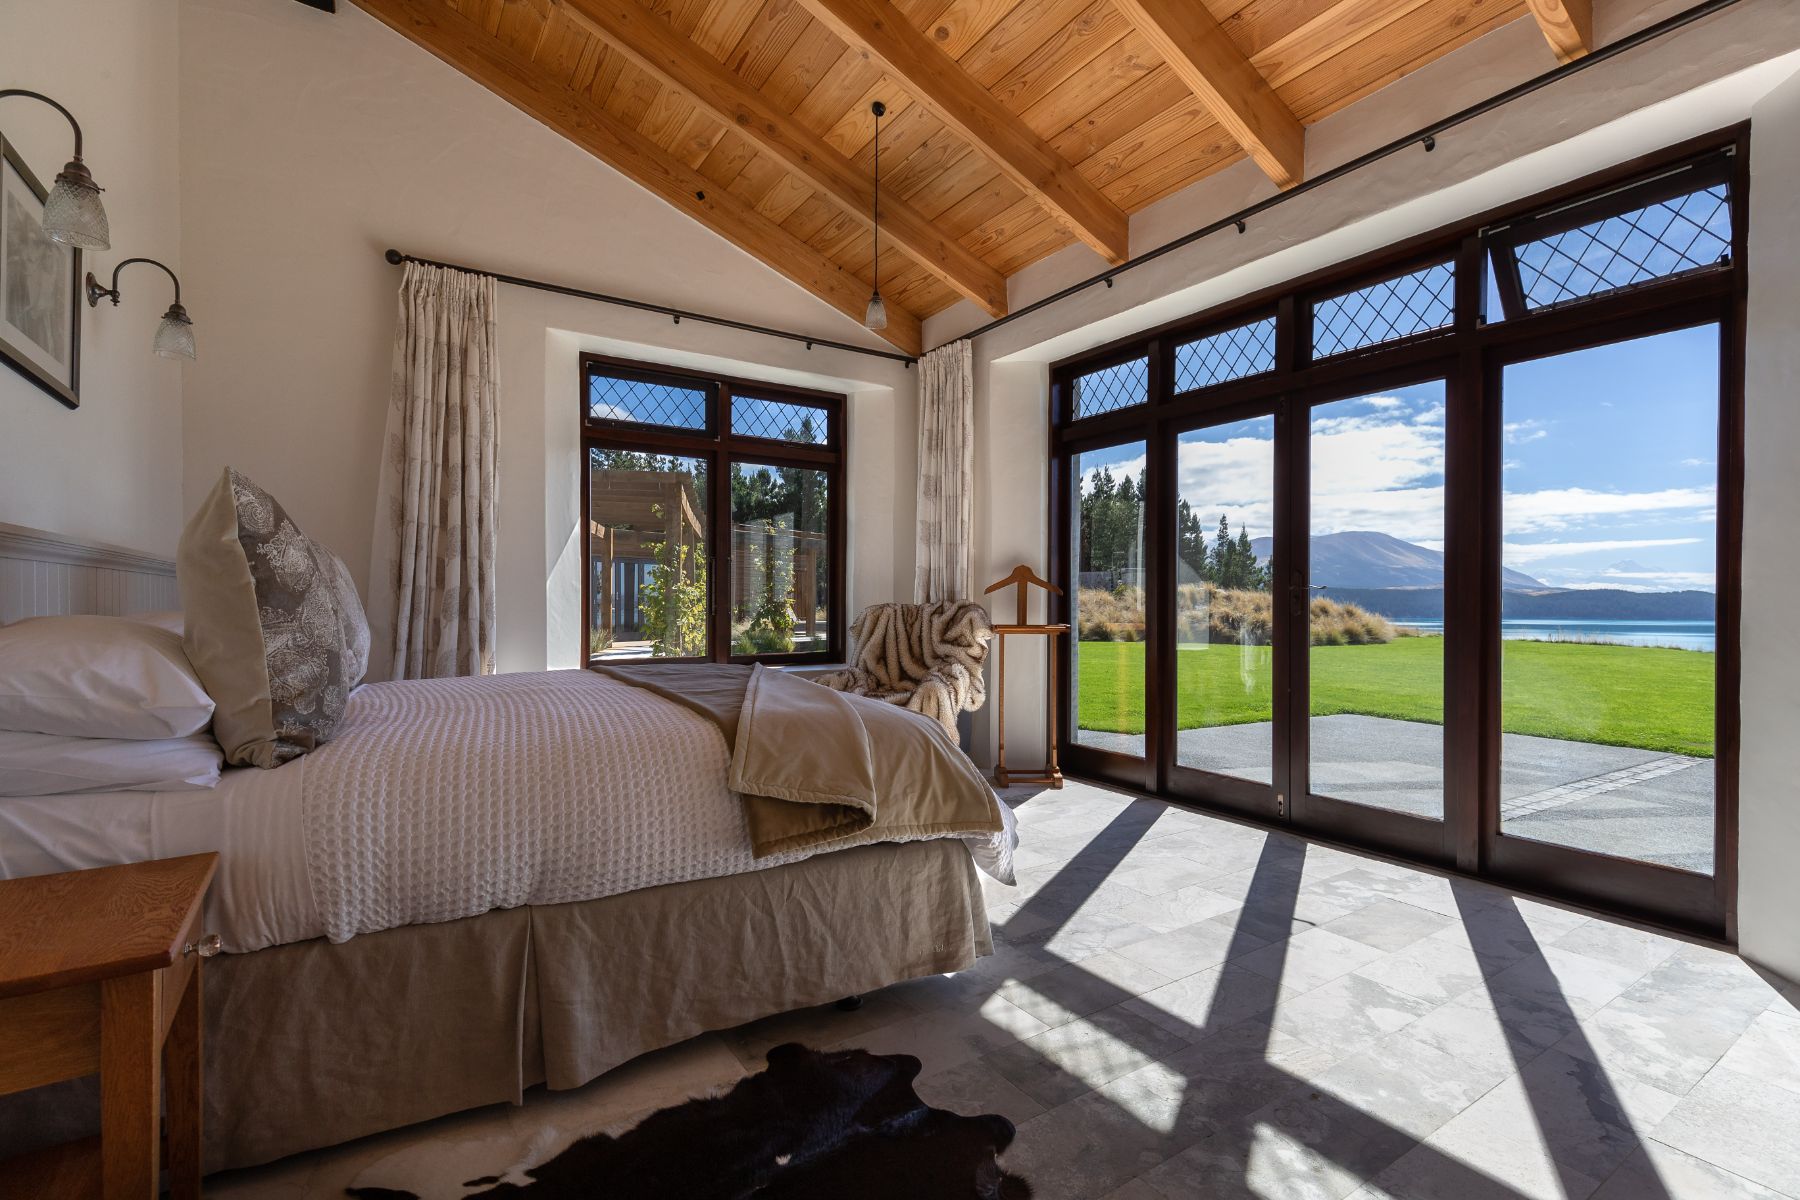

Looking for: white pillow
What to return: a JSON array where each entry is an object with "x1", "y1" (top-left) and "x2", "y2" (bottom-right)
[
  {"x1": 0, "y1": 616, "x2": 215, "y2": 739},
  {"x1": 0, "y1": 729, "x2": 224, "y2": 796}
]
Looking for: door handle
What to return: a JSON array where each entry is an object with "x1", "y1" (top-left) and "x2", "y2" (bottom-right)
[{"x1": 1290, "y1": 582, "x2": 1326, "y2": 616}]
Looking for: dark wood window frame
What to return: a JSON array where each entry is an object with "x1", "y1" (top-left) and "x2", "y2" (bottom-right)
[
  {"x1": 581, "y1": 352, "x2": 848, "y2": 667},
  {"x1": 1048, "y1": 127, "x2": 1748, "y2": 939}
]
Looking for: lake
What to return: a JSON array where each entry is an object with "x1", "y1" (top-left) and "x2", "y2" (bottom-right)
[{"x1": 1394, "y1": 618, "x2": 1716, "y2": 652}]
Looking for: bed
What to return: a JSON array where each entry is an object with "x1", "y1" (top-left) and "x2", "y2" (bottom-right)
[{"x1": 0, "y1": 524, "x2": 1013, "y2": 1173}]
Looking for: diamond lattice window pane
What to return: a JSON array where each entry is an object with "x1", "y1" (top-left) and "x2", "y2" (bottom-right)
[
  {"x1": 1512, "y1": 183, "x2": 1731, "y2": 311},
  {"x1": 733, "y1": 395, "x2": 830, "y2": 444},
  {"x1": 1175, "y1": 318, "x2": 1276, "y2": 393},
  {"x1": 1073, "y1": 358, "x2": 1148, "y2": 420},
  {"x1": 1312, "y1": 262, "x2": 1456, "y2": 359},
  {"x1": 588, "y1": 373, "x2": 709, "y2": 430}
]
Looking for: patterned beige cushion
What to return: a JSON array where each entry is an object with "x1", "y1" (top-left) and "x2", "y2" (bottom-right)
[
  {"x1": 322, "y1": 549, "x2": 371, "y2": 687},
  {"x1": 177, "y1": 468, "x2": 369, "y2": 768}
]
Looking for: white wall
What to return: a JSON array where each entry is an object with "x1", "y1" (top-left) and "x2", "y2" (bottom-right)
[
  {"x1": 1739, "y1": 68, "x2": 1800, "y2": 983},
  {"x1": 960, "y1": 0, "x2": 1800, "y2": 774},
  {"x1": 0, "y1": 0, "x2": 185, "y2": 557},
  {"x1": 175, "y1": 0, "x2": 914, "y2": 676}
]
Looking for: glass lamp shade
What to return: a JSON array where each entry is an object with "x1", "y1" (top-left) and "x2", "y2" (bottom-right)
[
  {"x1": 153, "y1": 304, "x2": 196, "y2": 360},
  {"x1": 864, "y1": 291, "x2": 888, "y2": 332},
  {"x1": 42, "y1": 162, "x2": 109, "y2": 251}
]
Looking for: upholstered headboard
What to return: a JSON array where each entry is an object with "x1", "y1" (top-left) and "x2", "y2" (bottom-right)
[{"x1": 0, "y1": 522, "x2": 179, "y2": 623}]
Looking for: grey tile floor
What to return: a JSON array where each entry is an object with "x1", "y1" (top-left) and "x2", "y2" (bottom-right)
[{"x1": 212, "y1": 780, "x2": 1799, "y2": 1200}]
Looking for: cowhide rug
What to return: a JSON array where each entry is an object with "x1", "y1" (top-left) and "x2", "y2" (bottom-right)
[{"x1": 346, "y1": 1043, "x2": 1033, "y2": 1200}]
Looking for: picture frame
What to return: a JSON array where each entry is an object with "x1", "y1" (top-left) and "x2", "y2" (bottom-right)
[{"x1": 0, "y1": 130, "x2": 82, "y2": 409}]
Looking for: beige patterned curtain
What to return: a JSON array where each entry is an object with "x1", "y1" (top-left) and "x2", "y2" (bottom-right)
[
  {"x1": 369, "y1": 261, "x2": 499, "y2": 679},
  {"x1": 914, "y1": 339, "x2": 974, "y2": 603}
]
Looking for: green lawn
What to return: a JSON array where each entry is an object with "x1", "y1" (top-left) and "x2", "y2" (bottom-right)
[{"x1": 1077, "y1": 636, "x2": 1714, "y2": 757}]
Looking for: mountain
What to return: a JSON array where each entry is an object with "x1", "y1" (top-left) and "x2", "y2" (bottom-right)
[{"x1": 1249, "y1": 530, "x2": 1544, "y2": 591}]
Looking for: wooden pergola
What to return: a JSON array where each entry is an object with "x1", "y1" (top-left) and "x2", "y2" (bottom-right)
[{"x1": 589, "y1": 470, "x2": 706, "y2": 644}]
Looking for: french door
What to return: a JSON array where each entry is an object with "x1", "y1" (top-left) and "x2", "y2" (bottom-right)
[
  {"x1": 1054, "y1": 132, "x2": 1745, "y2": 937},
  {"x1": 1142, "y1": 371, "x2": 1459, "y2": 866}
]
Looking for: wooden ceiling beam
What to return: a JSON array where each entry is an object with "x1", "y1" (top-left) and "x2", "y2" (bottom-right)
[
  {"x1": 1525, "y1": 0, "x2": 1593, "y2": 63},
  {"x1": 350, "y1": 0, "x2": 922, "y2": 355},
  {"x1": 554, "y1": 0, "x2": 1008, "y2": 316},
  {"x1": 1109, "y1": 0, "x2": 1303, "y2": 189},
  {"x1": 795, "y1": 0, "x2": 1132, "y2": 265}
]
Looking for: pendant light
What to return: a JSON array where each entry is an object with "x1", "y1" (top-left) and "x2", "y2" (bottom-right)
[
  {"x1": 864, "y1": 100, "x2": 888, "y2": 332},
  {"x1": 0, "y1": 90, "x2": 110, "y2": 250}
]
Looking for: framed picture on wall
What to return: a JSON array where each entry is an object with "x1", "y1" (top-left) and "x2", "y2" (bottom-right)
[{"x1": 0, "y1": 132, "x2": 81, "y2": 410}]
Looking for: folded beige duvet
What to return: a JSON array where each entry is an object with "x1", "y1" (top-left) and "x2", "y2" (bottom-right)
[{"x1": 597, "y1": 663, "x2": 1005, "y2": 858}]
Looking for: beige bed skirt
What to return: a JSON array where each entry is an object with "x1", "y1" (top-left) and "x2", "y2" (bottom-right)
[{"x1": 0, "y1": 840, "x2": 992, "y2": 1173}]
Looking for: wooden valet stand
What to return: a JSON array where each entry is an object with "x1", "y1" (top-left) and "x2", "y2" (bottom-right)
[{"x1": 983, "y1": 565, "x2": 1067, "y2": 789}]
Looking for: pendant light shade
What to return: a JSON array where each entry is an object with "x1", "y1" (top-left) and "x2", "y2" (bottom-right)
[
  {"x1": 863, "y1": 291, "x2": 888, "y2": 331},
  {"x1": 43, "y1": 160, "x2": 109, "y2": 250},
  {"x1": 0, "y1": 92, "x2": 109, "y2": 250},
  {"x1": 153, "y1": 302, "x2": 197, "y2": 360},
  {"x1": 864, "y1": 100, "x2": 886, "y2": 333}
]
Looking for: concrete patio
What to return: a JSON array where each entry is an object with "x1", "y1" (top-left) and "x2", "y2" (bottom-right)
[{"x1": 1076, "y1": 715, "x2": 1714, "y2": 872}]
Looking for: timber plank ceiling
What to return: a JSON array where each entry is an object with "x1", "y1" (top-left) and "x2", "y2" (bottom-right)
[{"x1": 353, "y1": 0, "x2": 1595, "y2": 353}]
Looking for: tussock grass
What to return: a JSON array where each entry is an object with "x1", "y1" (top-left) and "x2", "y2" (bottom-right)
[{"x1": 1076, "y1": 586, "x2": 1395, "y2": 646}]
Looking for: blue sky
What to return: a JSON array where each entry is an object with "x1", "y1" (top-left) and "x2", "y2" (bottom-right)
[{"x1": 1078, "y1": 323, "x2": 1720, "y2": 593}]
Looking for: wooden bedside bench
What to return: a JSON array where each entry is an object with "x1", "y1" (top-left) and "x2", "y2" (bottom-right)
[{"x1": 0, "y1": 853, "x2": 220, "y2": 1199}]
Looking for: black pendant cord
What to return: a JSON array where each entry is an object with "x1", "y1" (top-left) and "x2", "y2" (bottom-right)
[
  {"x1": 959, "y1": 0, "x2": 1750, "y2": 345},
  {"x1": 382, "y1": 249, "x2": 917, "y2": 366},
  {"x1": 872, "y1": 103, "x2": 882, "y2": 302}
]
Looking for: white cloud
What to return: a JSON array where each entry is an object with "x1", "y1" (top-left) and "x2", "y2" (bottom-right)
[
  {"x1": 1082, "y1": 406, "x2": 1716, "y2": 576},
  {"x1": 1598, "y1": 568, "x2": 1716, "y2": 587},
  {"x1": 1309, "y1": 418, "x2": 1444, "y2": 542},
  {"x1": 1502, "y1": 537, "x2": 1704, "y2": 563},
  {"x1": 1503, "y1": 486, "x2": 1716, "y2": 533},
  {"x1": 1681, "y1": 457, "x2": 1715, "y2": 468},
  {"x1": 1173, "y1": 414, "x2": 1451, "y2": 545},
  {"x1": 1504, "y1": 420, "x2": 1547, "y2": 445},
  {"x1": 1544, "y1": 569, "x2": 1716, "y2": 592},
  {"x1": 1363, "y1": 395, "x2": 1403, "y2": 409},
  {"x1": 1173, "y1": 434, "x2": 1275, "y2": 537}
]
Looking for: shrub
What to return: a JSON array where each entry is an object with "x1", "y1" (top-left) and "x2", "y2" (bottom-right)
[
  {"x1": 1076, "y1": 587, "x2": 1145, "y2": 642},
  {"x1": 641, "y1": 539, "x2": 709, "y2": 657},
  {"x1": 1076, "y1": 585, "x2": 1395, "y2": 646}
]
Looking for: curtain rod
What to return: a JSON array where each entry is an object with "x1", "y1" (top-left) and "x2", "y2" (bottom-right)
[
  {"x1": 381, "y1": 249, "x2": 918, "y2": 366},
  {"x1": 961, "y1": 0, "x2": 1750, "y2": 344}
]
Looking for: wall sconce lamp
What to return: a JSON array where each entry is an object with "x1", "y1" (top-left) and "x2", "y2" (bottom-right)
[
  {"x1": 87, "y1": 259, "x2": 196, "y2": 360},
  {"x1": 0, "y1": 89, "x2": 109, "y2": 250}
]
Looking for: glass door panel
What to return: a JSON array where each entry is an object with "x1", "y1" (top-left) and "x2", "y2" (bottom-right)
[
  {"x1": 1173, "y1": 417, "x2": 1278, "y2": 783},
  {"x1": 587, "y1": 448, "x2": 710, "y2": 660},
  {"x1": 1498, "y1": 327, "x2": 1719, "y2": 873},
  {"x1": 1307, "y1": 382, "x2": 1448, "y2": 819},
  {"x1": 1071, "y1": 440, "x2": 1148, "y2": 758},
  {"x1": 729, "y1": 461, "x2": 830, "y2": 655}
]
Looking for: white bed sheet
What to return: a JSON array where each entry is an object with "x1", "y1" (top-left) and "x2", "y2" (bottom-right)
[{"x1": 0, "y1": 761, "x2": 317, "y2": 952}]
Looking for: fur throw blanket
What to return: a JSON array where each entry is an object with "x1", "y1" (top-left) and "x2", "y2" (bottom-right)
[{"x1": 814, "y1": 601, "x2": 994, "y2": 740}]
